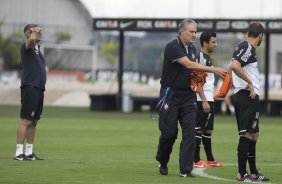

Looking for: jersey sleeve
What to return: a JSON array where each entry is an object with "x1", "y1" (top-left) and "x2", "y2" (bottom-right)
[
  {"x1": 164, "y1": 42, "x2": 186, "y2": 63},
  {"x1": 196, "y1": 52, "x2": 210, "y2": 66},
  {"x1": 232, "y1": 43, "x2": 252, "y2": 67}
]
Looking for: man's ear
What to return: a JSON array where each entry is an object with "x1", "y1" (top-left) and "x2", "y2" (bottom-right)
[{"x1": 259, "y1": 33, "x2": 263, "y2": 39}]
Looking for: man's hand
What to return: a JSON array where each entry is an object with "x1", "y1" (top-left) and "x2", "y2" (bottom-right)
[
  {"x1": 246, "y1": 83, "x2": 256, "y2": 99},
  {"x1": 28, "y1": 32, "x2": 38, "y2": 44},
  {"x1": 26, "y1": 27, "x2": 42, "y2": 49},
  {"x1": 202, "y1": 101, "x2": 210, "y2": 113},
  {"x1": 213, "y1": 67, "x2": 227, "y2": 78}
]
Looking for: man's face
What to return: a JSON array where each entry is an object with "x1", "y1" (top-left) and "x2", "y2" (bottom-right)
[
  {"x1": 206, "y1": 36, "x2": 217, "y2": 53},
  {"x1": 180, "y1": 23, "x2": 197, "y2": 45}
]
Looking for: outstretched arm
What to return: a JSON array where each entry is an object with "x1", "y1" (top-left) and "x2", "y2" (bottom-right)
[{"x1": 178, "y1": 56, "x2": 227, "y2": 78}]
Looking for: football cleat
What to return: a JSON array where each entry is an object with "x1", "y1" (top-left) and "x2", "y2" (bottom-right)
[
  {"x1": 158, "y1": 164, "x2": 168, "y2": 175},
  {"x1": 13, "y1": 154, "x2": 29, "y2": 161},
  {"x1": 26, "y1": 153, "x2": 44, "y2": 160},
  {"x1": 251, "y1": 173, "x2": 270, "y2": 181},
  {"x1": 193, "y1": 160, "x2": 212, "y2": 168},
  {"x1": 179, "y1": 172, "x2": 194, "y2": 178},
  {"x1": 236, "y1": 173, "x2": 257, "y2": 182},
  {"x1": 207, "y1": 160, "x2": 224, "y2": 167}
]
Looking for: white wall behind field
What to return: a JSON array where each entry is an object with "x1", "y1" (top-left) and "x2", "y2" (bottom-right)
[
  {"x1": 0, "y1": 0, "x2": 93, "y2": 45},
  {"x1": 81, "y1": 0, "x2": 282, "y2": 19}
]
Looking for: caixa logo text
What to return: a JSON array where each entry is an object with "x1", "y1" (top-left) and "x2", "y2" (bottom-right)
[{"x1": 96, "y1": 21, "x2": 118, "y2": 28}]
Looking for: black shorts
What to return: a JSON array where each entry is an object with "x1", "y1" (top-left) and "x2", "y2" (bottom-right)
[
  {"x1": 195, "y1": 101, "x2": 214, "y2": 131},
  {"x1": 20, "y1": 86, "x2": 44, "y2": 121},
  {"x1": 230, "y1": 89, "x2": 260, "y2": 135}
]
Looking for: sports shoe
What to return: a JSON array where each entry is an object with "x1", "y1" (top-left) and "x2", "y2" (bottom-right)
[
  {"x1": 236, "y1": 173, "x2": 257, "y2": 182},
  {"x1": 251, "y1": 173, "x2": 270, "y2": 181},
  {"x1": 193, "y1": 160, "x2": 212, "y2": 168},
  {"x1": 207, "y1": 160, "x2": 224, "y2": 167},
  {"x1": 26, "y1": 153, "x2": 44, "y2": 160},
  {"x1": 13, "y1": 154, "x2": 29, "y2": 161},
  {"x1": 179, "y1": 172, "x2": 194, "y2": 178},
  {"x1": 158, "y1": 164, "x2": 168, "y2": 175}
]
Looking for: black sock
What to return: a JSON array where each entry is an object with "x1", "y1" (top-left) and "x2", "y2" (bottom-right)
[
  {"x1": 194, "y1": 132, "x2": 202, "y2": 163},
  {"x1": 237, "y1": 136, "x2": 251, "y2": 177},
  {"x1": 248, "y1": 141, "x2": 258, "y2": 175},
  {"x1": 202, "y1": 132, "x2": 214, "y2": 161}
]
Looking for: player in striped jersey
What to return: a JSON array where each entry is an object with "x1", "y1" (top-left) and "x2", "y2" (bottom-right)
[
  {"x1": 193, "y1": 31, "x2": 224, "y2": 168},
  {"x1": 230, "y1": 22, "x2": 269, "y2": 182}
]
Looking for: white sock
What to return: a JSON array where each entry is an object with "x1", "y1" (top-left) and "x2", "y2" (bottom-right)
[
  {"x1": 25, "y1": 143, "x2": 33, "y2": 156},
  {"x1": 15, "y1": 144, "x2": 23, "y2": 156}
]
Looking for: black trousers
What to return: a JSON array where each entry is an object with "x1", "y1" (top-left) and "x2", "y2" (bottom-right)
[{"x1": 156, "y1": 88, "x2": 196, "y2": 173}]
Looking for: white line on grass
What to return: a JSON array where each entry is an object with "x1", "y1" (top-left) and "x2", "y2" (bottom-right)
[
  {"x1": 223, "y1": 163, "x2": 282, "y2": 166},
  {"x1": 192, "y1": 168, "x2": 234, "y2": 182},
  {"x1": 192, "y1": 164, "x2": 272, "y2": 184}
]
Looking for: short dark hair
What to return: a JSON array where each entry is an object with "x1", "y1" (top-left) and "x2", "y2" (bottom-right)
[
  {"x1": 248, "y1": 22, "x2": 264, "y2": 38},
  {"x1": 200, "y1": 31, "x2": 216, "y2": 47},
  {"x1": 23, "y1": 24, "x2": 39, "y2": 35}
]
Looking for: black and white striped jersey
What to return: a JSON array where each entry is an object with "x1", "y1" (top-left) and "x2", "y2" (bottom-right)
[
  {"x1": 196, "y1": 51, "x2": 215, "y2": 102},
  {"x1": 231, "y1": 41, "x2": 260, "y2": 95}
]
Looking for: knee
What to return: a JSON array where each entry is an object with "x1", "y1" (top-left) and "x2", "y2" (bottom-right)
[
  {"x1": 204, "y1": 130, "x2": 213, "y2": 134},
  {"x1": 21, "y1": 119, "x2": 32, "y2": 127},
  {"x1": 31, "y1": 120, "x2": 38, "y2": 127},
  {"x1": 253, "y1": 133, "x2": 259, "y2": 141},
  {"x1": 243, "y1": 132, "x2": 253, "y2": 140},
  {"x1": 243, "y1": 132, "x2": 259, "y2": 141},
  {"x1": 196, "y1": 130, "x2": 202, "y2": 135}
]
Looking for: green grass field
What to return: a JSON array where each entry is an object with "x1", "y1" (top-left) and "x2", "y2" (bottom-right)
[{"x1": 0, "y1": 105, "x2": 281, "y2": 184}]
